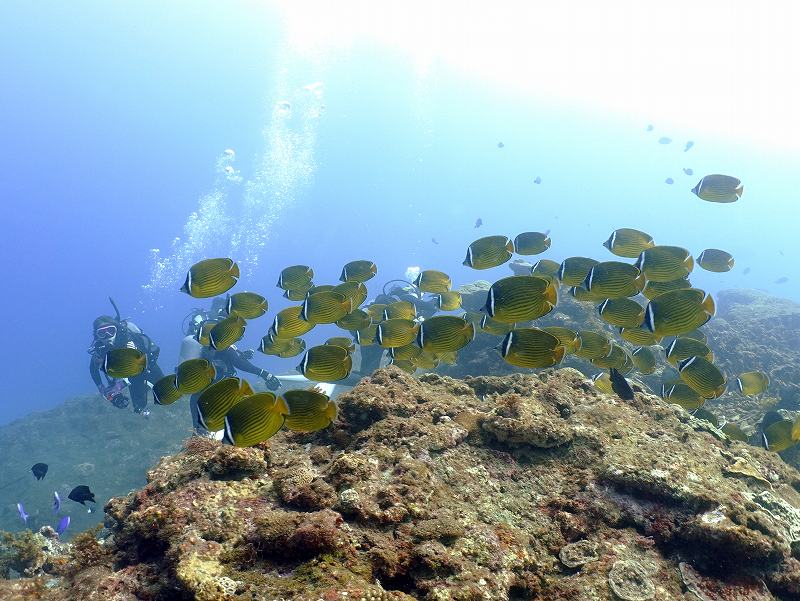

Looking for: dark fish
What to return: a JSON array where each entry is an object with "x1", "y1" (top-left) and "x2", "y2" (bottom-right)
[
  {"x1": 68, "y1": 485, "x2": 96, "y2": 506},
  {"x1": 180, "y1": 258, "x2": 240, "y2": 298},
  {"x1": 684, "y1": 141, "x2": 694, "y2": 152},
  {"x1": 497, "y1": 142, "x2": 504, "y2": 148},
  {"x1": 432, "y1": 238, "x2": 439, "y2": 244},
  {"x1": 52, "y1": 491, "x2": 61, "y2": 513},
  {"x1": 31, "y1": 463, "x2": 48, "y2": 480},
  {"x1": 658, "y1": 137, "x2": 672, "y2": 144},
  {"x1": 775, "y1": 276, "x2": 789, "y2": 284},
  {"x1": 102, "y1": 348, "x2": 146, "y2": 378},
  {"x1": 691, "y1": 174, "x2": 743, "y2": 203},
  {"x1": 682, "y1": 167, "x2": 694, "y2": 175},
  {"x1": 222, "y1": 392, "x2": 288, "y2": 447},
  {"x1": 56, "y1": 516, "x2": 70, "y2": 536},
  {"x1": 609, "y1": 368, "x2": 634, "y2": 400},
  {"x1": 17, "y1": 503, "x2": 28, "y2": 524},
  {"x1": 665, "y1": 178, "x2": 674, "y2": 185},
  {"x1": 474, "y1": 218, "x2": 483, "y2": 228},
  {"x1": 534, "y1": 176, "x2": 542, "y2": 184}
]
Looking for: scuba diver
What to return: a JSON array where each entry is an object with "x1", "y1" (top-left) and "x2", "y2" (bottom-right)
[
  {"x1": 179, "y1": 298, "x2": 281, "y2": 434},
  {"x1": 88, "y1": 298, "x2": 164, "y2": 415},
  {"x1": 358, "y1": 276, "x2": 439, "y2": 375}
]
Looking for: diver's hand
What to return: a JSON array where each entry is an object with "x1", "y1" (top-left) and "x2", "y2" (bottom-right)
[
  {"x1": 260, "y1": 371, "x2": 281, "y2": 390},
  {"x1": 241, "y1": 349, "x2": 255, "y2": 360},
  {"x1": 109, "y1": 394, "x2": 129, "y2": 409}
]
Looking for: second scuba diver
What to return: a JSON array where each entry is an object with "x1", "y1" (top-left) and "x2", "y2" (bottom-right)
[{"x1": 88, "y1": 298, "x2": 164, "y2": 415}]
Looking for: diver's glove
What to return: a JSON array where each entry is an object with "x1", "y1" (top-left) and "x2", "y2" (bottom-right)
[
  {"x1": 259, "y1": 370, "x2": 281, "y2": 390},
  {"x1": 109, "y1": 394, "x2": 129, "y2": 409},
  {"x1": 240, "y1": 349, "x2": 255, "y2": 360}
]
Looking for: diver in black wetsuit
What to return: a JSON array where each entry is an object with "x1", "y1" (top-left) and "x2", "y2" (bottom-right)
[
  {"x1": 358, "y1": 279, "x2": 439, "y2": 375},
  {"x1": 88, "y1": 300, "x2": 164, "y2": 415},
  {"x1": 179, "y1": 300, "x2": 281, "y2": 434}
]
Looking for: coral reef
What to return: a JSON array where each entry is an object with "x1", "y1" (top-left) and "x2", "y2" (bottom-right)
[{"x1": 8, "y1": 366, "x2": 800, "y2": 599}]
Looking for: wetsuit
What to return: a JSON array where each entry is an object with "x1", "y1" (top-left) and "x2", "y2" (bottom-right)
[{"x1": 89, "y1": 322, "x2": 164, "y2": 413}]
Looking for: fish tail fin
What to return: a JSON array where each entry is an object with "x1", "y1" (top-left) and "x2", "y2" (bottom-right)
[
  {"x1": 703, "y1": 293, "x2": 716, "y2": 316},
  {"x1": 735, "y1": 184, "x2": 744, "y2": 197}
]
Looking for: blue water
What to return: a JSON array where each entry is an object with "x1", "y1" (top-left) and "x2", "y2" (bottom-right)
[{"x1": 0, "y1": 1, "x2": 797, "y2": 425}]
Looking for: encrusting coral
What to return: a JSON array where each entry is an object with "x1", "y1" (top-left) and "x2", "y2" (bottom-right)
[{"x1": 3, "y1": 366, "x2": 800, "y2": 600}]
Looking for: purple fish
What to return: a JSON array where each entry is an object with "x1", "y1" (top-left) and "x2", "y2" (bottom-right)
[
  {"x1": 53, "y1": 491, "x2": 61, "y2": 513},
  {"x1": 17, "y1": 503, "x2": 28, "y2": 524},
  {"x1": 56, "y1": 516, "x2": 70, "y2": 536}
]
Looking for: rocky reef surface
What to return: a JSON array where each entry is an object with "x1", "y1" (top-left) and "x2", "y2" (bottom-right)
[{"x1": 6, "y1": 366, "x2": 800, "y2": 600}]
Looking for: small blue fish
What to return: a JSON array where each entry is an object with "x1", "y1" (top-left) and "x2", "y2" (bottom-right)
[
  {"x1": 497, "y1": 141, "x2": 504, "y2": 148},
  {"x1": 56, "y1": 516, "x2": 70, "y2": 536},
  {"x1": 682, "y1": 167, "x2": 694, "y2": 175},
  {"x1": 743, "y1": 267, "x2": 751, "y2": 275},
  {"x1": 658, "y1": 137, "x2": 672, "y2": 144},
  {"x1": 665, "y1": 177, "x2": 674, "y2": 185},
  {"x1": 17, "y1": 503, "x2": 28, "y2": 525},
  {"x1": 52, "y1": 491, "x2": 61, "y2": 514},
  {"x1": 684, "y1": 140, "x2": 694, "y2": 152},
  {"x1": 534, "y1": 176, "x2": 541, "y2": 184},
  {"x1": 646, "y1": 124, "x2": 654, "y2": 132}
]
